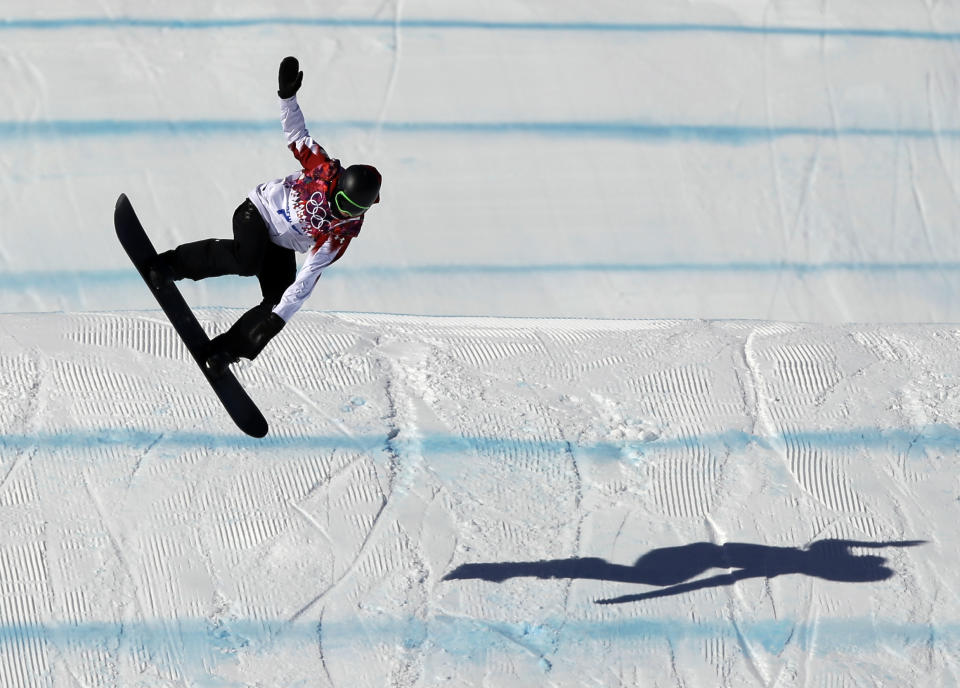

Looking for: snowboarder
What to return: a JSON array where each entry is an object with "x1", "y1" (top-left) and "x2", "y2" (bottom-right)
[{"x1": 148, "y1": 55, "x2": 381, "y2": 376}]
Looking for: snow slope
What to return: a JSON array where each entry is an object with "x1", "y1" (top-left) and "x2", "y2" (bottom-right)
[
  {"x1": 2, "y1": 1, "x2": 960, "y2": 686},
  {"x1": 3, "y1": 1, "x2": 960, "y2": 320},
  {"x1": 0, "y1": 311, "x2": 956, "y2": 686}
]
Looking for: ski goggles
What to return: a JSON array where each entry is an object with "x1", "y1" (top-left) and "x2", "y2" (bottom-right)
[{"x1": 334, "y1": 190, "x2": 373, "y2": 218}]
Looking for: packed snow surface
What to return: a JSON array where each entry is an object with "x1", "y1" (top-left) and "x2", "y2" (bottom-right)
[
  {"x1": 0, "y1": 311, "x2": 957, "y2": 686},
  {"x1": 3, "y1": 1, "x2": 960, "y2": 687}
]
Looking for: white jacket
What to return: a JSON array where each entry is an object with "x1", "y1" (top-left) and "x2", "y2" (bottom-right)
[{"x1": 248, "y1": 96, "x2": 365, "y2": 322}]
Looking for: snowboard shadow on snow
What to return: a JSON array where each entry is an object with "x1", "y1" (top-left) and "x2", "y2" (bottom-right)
[{"x1": 442, "y1": 539, "x2": 926, "y2": 604}]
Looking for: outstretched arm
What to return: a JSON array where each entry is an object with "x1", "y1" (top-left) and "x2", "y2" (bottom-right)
[
  {"x1": 276, "y1": 56, "x2": 334, "y2": 172},
  {"x1": 595, "y1": 569, "x2": 755, "y2": 605},
  {"x1": 272, "y1": 239, "x2": 351, "y2": 323}
]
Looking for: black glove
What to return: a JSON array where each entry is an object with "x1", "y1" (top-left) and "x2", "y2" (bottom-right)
[
  {"x1": 278, "y1": 56, "x2": 303, "y2": 99},
  {"x1": 211, "y1": 305, "x2": 286, "y2": 362}
]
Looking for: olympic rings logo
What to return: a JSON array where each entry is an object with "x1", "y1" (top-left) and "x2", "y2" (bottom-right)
[{"x1": 303, "y1": 191, "x2": 329, "y2": 230}]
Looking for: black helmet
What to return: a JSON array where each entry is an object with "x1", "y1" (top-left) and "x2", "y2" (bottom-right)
[{"x1": 333, "y1": 164, "x2": 381, "y2": 218}]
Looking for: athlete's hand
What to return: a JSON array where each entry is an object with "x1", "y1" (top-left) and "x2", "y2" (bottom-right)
[{"x1": 278, "y1": 56, "x2": 303, "y2": 99}]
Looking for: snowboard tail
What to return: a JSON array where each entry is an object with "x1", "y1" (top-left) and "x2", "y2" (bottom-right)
[{"x1": 114, "y1": 193, "x2": 269, "y2": 438}]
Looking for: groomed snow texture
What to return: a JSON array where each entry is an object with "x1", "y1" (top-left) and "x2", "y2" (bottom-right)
[{"x1": 2, "y1": 2, "x2": 960, "y2": 686}]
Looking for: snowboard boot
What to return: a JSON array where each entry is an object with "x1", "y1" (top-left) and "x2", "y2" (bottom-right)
[{"x1": 147, "y1": 251, "x2": 182, "y2": 290}]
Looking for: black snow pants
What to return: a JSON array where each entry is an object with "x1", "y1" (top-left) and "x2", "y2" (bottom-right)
[
  {"x1": 168, "y1": 199, "x2": 296, "y2": 355},
  {"x1": 170, "y1": 199, "x2": 296, "y2": 303}
]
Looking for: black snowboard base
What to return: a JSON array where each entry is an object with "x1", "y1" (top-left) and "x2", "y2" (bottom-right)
[{"x1": 114, "y1": 193, "x2": 269, "y2": 438}]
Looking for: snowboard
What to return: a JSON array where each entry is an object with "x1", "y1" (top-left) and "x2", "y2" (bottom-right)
[{"x1": 114, "y1": 194, "x2": 269, "y2": 438}]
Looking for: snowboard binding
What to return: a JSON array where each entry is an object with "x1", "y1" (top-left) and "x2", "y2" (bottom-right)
[
  {"x1": 146, "y1": 251, "x2": 181, "y2": 291},
  {"x1": 204, "y1": 349, "x2": 239, "y2": 378}
]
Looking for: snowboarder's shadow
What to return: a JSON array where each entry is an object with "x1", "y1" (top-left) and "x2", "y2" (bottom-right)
[{"x1": 442, "y1": 539, "x2": 926, "y2": 604}]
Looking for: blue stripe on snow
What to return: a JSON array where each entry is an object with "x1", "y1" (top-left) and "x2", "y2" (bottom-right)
[
  {"x1": 2, "y1": 425, "x2": 958, "y2": 457},
  {"x1": 0, "y1": 616, "x2": 956, "y2": 657},
  {"x1": 337, "y1": 261, "x2": 960, "y2": 276},
  {"x1": 3, "y1": 16, "x2": 960, "y2": 42},
  {"x1": 2, "y1": 119, "x2": 960, "y2": 143},
  {"x1": 3, "y1": 261, "x2": 960, "y2": 295}
]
